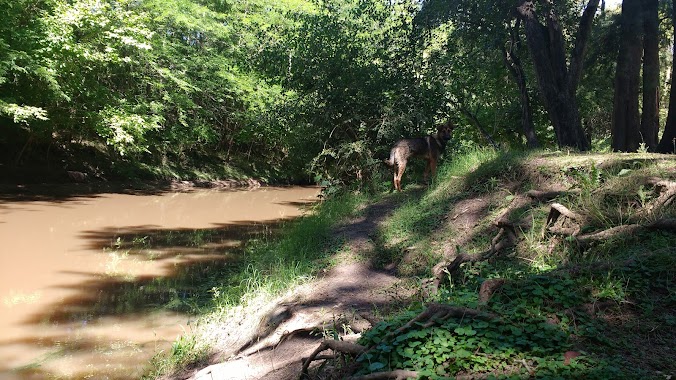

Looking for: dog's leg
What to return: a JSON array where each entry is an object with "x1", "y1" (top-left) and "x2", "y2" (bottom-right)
[
  {"x1": 395, "y1": 161, "x2": 407, "y2": 191},
  {"x1": 429, "y1": 158, "x2": 438, "y2": 178},
  {"x1": 422, "y1": 158, "x2": 437, "y2": 186}
]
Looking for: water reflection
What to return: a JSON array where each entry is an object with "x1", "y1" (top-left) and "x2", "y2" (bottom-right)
[{"x1": 0, "y1": 186, "x2": 318, "y2": 379}]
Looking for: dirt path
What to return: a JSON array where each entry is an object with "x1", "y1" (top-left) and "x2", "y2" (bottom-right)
[{"x1": 189, "y1": 198, "x2": 403, "y2": 380}]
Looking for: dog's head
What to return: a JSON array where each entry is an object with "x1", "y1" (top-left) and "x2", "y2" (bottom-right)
[{"x1": 436, "y1": 120, "x2": 455, "y2": 142}]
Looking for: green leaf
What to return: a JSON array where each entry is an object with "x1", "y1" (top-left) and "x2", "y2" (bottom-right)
[{"x1": 368, "y1": 362, "x2": 386, "y2": 371}]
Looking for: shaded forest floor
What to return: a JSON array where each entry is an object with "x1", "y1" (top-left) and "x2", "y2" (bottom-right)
[{"x1": 154, "y1": 150, "x2": 675, "y2": 380}]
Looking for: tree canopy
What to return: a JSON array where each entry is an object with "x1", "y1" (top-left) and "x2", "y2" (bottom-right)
[{"x1": 1, "y1": 0, "x2": 674, "y2": 184}]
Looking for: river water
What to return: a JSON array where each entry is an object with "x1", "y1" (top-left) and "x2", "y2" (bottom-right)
[{"x1": 0, "y1": 185, "x2": 319, "y2": 379}]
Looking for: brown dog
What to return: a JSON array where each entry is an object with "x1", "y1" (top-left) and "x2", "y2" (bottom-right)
[{"x1": 386, "y1": 121, "x2": 455, "y2": 191}]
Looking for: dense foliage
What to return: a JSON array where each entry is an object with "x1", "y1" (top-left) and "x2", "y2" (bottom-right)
[{"x1": 1, "y1": 0, "x2": 674, "y2": 183}]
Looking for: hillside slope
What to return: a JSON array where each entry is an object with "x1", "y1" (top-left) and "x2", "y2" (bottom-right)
[
  {"x1": 306, "y1": 150, "x2": 676, "y2": 379},
  {"x1": 155, "y1": 150, "x2": 675, "y2": 380}
]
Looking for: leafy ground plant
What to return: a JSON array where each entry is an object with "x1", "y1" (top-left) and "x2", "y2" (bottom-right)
[{"x1": 304, "y1": 150, "x2": 674, "y2": 380}]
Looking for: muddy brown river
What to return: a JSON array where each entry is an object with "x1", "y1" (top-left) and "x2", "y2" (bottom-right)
[{"x1": 0, "y1": 185, "x2": 319, "y2": 379}]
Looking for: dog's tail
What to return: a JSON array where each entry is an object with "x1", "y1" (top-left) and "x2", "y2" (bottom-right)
[{"x1": 385, "y1": 149, "x2": 395, "y2": 166}]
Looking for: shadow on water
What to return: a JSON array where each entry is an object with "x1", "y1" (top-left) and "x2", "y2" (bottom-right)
[
  {"x1": 0, "y1": 182, "x2": 169, "y2": 203},
  {"x1": 26, "y1": 221, "x2": 285, "y2": 324},
  {"x1": 4, "y1": 220, "x2": 289, "y2": 379},
  {"x1": 0, "y1": 181, "x2": 260, "y2": 204},
  {"x1": 0, "y1": 185, "x2": 319, "y2": 379}
]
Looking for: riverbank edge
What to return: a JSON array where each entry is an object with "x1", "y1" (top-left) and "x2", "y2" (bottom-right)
[{"x1": 0, "y1": 177, "x2": 270, "y2": 200}]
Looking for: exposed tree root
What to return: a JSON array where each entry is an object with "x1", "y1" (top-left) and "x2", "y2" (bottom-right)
[
  {"x1": 540, "y1": 194, "x2": 675, "y2": 250},
  {"x1": 479, "y1": 278, "x2": 507, "y2": 303},
  {"x1": 432, "y1": 221, "x2": 518, "y2": 291},
  {"x1": 387, "y1": 303, "x2": 496, "y2": 338},
  {"x1": 348, "y1": 370, "x2": 419, "y2": 380},
  {"x1": 630, "y1": 178, "x2": 676, "y2": 221},
  {"x1": 575, "y1": 218, "x2": 676, "y2": 249},
  {"x1": 526, "y1": 189, "x2": 580, "y2": 202},
  {"x1": 541, "y1": 203, "x2": 583, "y2": 238},
  {"x1": 301, "y1": 303, "x2": 493, "y2": 379},
  {"x1": 301, "y1": 340, "x2": 366, "y2": 378}
]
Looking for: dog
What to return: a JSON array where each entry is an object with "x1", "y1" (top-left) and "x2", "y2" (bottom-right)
[{"x1": 385, "y1": 121, "x2": 455, "y2": 191}]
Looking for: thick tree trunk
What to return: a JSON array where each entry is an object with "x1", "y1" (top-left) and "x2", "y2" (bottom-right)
[
  {"x1": 516, "y1": 0, "x2": 597, "y2": 151},
  {"x1": 640, "y1": 0, "x2": 659, "y2": 150},
  {"x1": 657, "y1": 2, "x2": 676, "y2": 153},
  {"x1": 612, "y1": 0, "x2": 643, "y2": 152}
]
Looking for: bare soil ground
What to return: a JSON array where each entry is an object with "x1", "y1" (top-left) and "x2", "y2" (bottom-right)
[{"x1": 187, "y1": 198, "x2": 408, "y2": 380}]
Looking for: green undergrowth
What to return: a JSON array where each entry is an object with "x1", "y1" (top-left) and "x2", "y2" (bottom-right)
[
  {"x1": 147, "y1": 148, "x2": 675, "y2": 379},
  {"x1": 145, "y1": 192, "x2": 367, "y2": 378},
  {"x1": 211, "y1": 193, "x2": 367, "y2": 307},
  {"x1": 351, "y1": 148, "x2": 675, "y2": 379}
]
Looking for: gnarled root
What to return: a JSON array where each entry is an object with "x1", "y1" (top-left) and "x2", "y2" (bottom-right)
[
  {"x1": 541, "y1": 203, "x2": 583, "y2": 238},
  {"x1": 387, "y1": 303, "x2": 496, "y2": 339},
  {"x1": 301, "y1": 340, "x2": 366, "y2": 378},
  {"x1": 348, "y1": 370, "x2": 419, "y2": 380},
  {"x1": 302, "y1": 303, "x2": 494, "y2": 379},
  {"x1": 432, "y1": 221, "x2": 518, "y2": 292}
]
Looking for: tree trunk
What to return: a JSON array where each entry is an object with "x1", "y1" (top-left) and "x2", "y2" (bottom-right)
[
  {"x1": 612, "y1": 0, "x2": 643, "y2": 152},
  {"x1": 657, "y1": 1, "x2": 676, "y2": 153},
  {"x1": 503, "y1": 19, "x2": 539, "y2": 148},
  {"x1": 640, "y1": 0, "x2": 659, "y2": 150},
  {"x1": 515, "y1": 0, "x2": 597, "y2": 151}
]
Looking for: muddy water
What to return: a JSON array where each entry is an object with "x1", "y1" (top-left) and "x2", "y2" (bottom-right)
[{"x1": 0, "y1": 186, "x2": 319, "y2": 379}]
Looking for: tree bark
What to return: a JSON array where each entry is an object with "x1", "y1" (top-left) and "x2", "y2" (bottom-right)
[
  {"x1": 515, "y1": 0, "x2": 597, "y2": 151},
  {"x1": 657, "y1": 1, "x2": 676, "y2": 153},
  {"x1": 640, "y1": 0, "x2": 660, "y2": 150},
  {"x1": 503, "y1": 18, "x2": 539, "y2": 148},
  {"x1": 611, "y1": 0, "x2": 643, "y2": 152}
]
